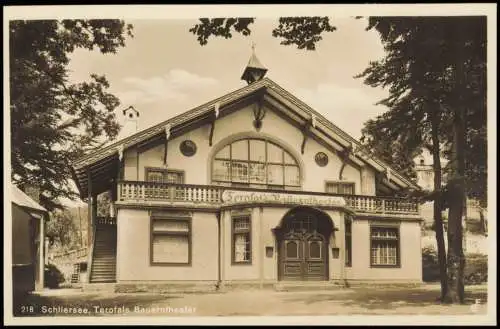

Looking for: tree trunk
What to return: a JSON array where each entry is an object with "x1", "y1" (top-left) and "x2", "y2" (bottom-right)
[
  {"x1": 446, "y1": 103, "x2": 466, "y2": 304},
  {"x1": 430, "y1": 110, "x2": 448, "y2": 302}
]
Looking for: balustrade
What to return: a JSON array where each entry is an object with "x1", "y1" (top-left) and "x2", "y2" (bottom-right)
[{"x1": 117, "y1": 181, "x2": 419, "y2": 215}]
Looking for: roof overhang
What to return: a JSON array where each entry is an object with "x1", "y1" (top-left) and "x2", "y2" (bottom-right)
[{"x1": 71, "y1": 78, "x2": 420, "y2": 198}]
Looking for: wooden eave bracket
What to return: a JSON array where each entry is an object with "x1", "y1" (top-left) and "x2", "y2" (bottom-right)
[
  {"x1": 209, "y1": 102, "x2": 220, "y2": 147},
  {"x1": 338, "y1": 144, "x2": 354, "y2": 180},
  {"x1": 163, "y1": 123, "x2": 171, "y2": 166},
  {"x1": 301, "y1": 115, "x2": 316, "y2": 154}
]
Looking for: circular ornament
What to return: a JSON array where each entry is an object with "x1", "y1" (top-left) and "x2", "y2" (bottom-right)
[
  {"x1": 315, "y1": 152, "x2": 329, "y2": 167},
  {"x1": 180, "y1": 140, "x2": 197, "y2": 157}
]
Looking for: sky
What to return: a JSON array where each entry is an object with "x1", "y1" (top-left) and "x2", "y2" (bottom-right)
[{"x1": 67, "y1": 17, "x2": 390, "y2": 141}]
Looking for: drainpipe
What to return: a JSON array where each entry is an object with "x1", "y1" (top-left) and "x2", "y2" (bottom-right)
[
  {"x1": 259, "y1": 207, "x2": 264, "y2": 289},
  {"x1": 339, "y1": 213, "x2": 345, "y2": 287},
  {"x1": 216, "y1": 211, "x2": 222, "y2": 290},
  {"x1": 38, "y1": 216, "x2": 45, "y2": 291}
]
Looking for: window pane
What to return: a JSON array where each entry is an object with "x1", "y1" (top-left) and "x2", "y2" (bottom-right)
[
  {"x1": 267, "y1": 164, "x2": 284, "y2": 185},
  {"x1": 249, "y1": 139, "x2": 266, "y2": 162},
  {"x1": 249, "y1": 162, "x2": 266, "y2": 184},
  {"x1": 284, "y1": 151, "x2": 297, "y2": 165},
  {"x1": 371, "y1": 240, "x2": 398, "y2": 265},
  {"x1": 153, "y1": 219, "x2": 189, "y2": 233},
  {"x1": 152, "y1": 235, "x2": 189, "y2": 263},
  {"x1": 213, "y1": 160, "x2": 231, "y2": 181},
  {"x1": 325, "y1": 183, "x2": 339, "y2": 194},
  {"x1": 231, "y1": 161, "x2": 249, "y2": 183},
  {"x1": 215, "y1": 145, "x2": 230, "y2": 159},
  {"x1": 267, "y1": 143, "x2": 283, "y2": 163},
  {"x1": 234, "y1": 233, "x2": 250, "y2": 262},
  {"x1": 309, "y1": 241, "x2": 321, "y2": 259},
  {"x1": 340, "y1": 184, "x2": 354, "y2": 195},
  {"x1": 165, "y1": 172, "x2": 183, "y2": 184},
  {"x1": 286, "y1": 241, "x2": 298, "y2": 258},
  {"x1": 231, "y1": 140, "x2": 248, "y2": 161},
  {"x1": 234, "y1": 218, "x2": 250, "y2": 232},
  {"x1": 284, "y1": 166, "x2": 300, "y2": 186},
  {"x1": 147, "y1": 171, "x2": 164, "y2": 183}
]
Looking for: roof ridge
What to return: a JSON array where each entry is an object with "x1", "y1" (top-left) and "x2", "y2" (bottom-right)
[
  {"x1": 74, "y1": 79, "x2": 268, "y2": 167},
  {"x1": 263, "y1": 78, "x2": 418, "y2": 188}
]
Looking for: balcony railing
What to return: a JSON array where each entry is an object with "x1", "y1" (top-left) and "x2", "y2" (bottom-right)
[
  {"x1": 117, "y1": 181, "x2": 420, "y2": 216},
  {"x1": 118, "y1": 181, "x2": 223, "y2": 204}
]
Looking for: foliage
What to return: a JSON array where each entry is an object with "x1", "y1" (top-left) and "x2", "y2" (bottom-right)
[
  {"x1": 422, "y1": 247, "x2": 487, "y2": 285},
  {"x1": 97, "y1": 191, "x2": 112, "y2": 217},
  {"x1": 44, "y1": 263, "x2": 65, "y2": 289},
  {"x1": 46, "y1": 209, "x2": 79, "y2": 249},
  {"x1": 189, "y1": 17, "x2": 336, "y2": 50},
  {"x1": 464, "y1": 254, "x2": 488, "y2": 285},
  {"x1": 10, "y1": 20, "x2": 133, "y2": 211}
]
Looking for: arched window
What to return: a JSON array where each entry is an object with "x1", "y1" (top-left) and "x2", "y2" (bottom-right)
[{"x1": 212, "y1": 138, "x2": 301, "y2": 190}]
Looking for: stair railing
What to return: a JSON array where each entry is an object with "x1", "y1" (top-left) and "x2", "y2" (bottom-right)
[{"x1": 86, "y1": 224, "x2": 97, "y2": 283}]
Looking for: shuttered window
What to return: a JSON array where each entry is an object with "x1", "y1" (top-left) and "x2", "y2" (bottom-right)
[{"x1": 150, "y1": 213, "x2": 191, "y2": 265}]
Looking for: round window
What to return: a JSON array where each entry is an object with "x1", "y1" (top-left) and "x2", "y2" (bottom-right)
[
  {"x1": 180, "y1": 140, "x2": 197, "y2": 157},
  {"x1": 315, "y1": 152, "x2": 328, "y2": 167}
]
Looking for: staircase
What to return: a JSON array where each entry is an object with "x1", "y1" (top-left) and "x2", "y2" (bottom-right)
[{"x1": 89, "y1": 222, "x2": 117, "y2": 283}]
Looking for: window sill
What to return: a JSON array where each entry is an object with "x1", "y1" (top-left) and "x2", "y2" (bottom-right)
[
  {"x1": 150, "y1": 262, "x2": 192, "y2": 267},
  {"x1": 231, "y1": 261, "x2": 253, "y2": 266},
  {"x1": 370, "y1": 264, "x2": 401, "y2": 268}
]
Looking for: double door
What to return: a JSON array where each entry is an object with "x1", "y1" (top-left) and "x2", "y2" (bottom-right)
[{"x1": 279, "y1": 230, "x2": 327, "y2": 281}]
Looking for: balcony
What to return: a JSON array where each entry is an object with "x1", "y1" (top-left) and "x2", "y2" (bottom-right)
[{"x1": 117, "y1": 180, "x2": 420, "y2": 216}]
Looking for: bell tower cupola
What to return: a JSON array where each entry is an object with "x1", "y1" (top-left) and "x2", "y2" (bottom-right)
[{"x1": 241, "y1": 43, "x2": 268, "y2": 84}]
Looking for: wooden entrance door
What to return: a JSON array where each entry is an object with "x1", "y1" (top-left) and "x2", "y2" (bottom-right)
[{"x1": 279, "y1": 230, "x2": 328, "y2": 281}]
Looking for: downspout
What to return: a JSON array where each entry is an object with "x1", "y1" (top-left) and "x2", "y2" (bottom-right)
[
  {"x1": 38, "y1": 214, "x2": 45, "y2": 291},
  {"x1": 216, "y1": 211, "x2": 222, "y2": 290}
]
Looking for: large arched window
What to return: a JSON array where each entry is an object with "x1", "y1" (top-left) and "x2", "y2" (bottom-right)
[{"x1": 212, "y1": 138, "x2": 301, "y2": 190}]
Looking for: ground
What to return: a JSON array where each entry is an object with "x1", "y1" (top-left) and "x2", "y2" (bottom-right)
[{"x1": 12, "y1": 284, "x2": 488, "y2": 317}]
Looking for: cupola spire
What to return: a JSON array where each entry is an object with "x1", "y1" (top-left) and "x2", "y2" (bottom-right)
[{"x1": 241, "y1": 42, "x2": 268, "y2": 84}]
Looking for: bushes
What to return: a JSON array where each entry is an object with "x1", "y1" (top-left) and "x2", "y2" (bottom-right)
[
  {"x1": 422, "y1": 246, "x2": 441, "y2": 282},
  {"x1": 421, "y1": 247, "x2": 488, "y2": 284},
  {"x1": 464, "y1": 253, "x2": 488, "y2": 284},
  {"x1": 44, "y1": 263, "x2": 65, "y2": 289}
]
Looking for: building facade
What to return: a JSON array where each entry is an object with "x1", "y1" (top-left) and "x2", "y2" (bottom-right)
[
  {"x1": 71, "y1": 53, "x2": 423, "y2": 289},
  {"x1": 11, "y1": 184, "x2": 48, "y2": 294}
]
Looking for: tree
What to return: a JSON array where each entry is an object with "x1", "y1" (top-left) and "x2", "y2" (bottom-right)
[
  {"x1": 46, "y1": 209, "x2": 79, "y2": 251},
  {"x1": 189, "y1": 16, "x2": 487, "y2": 304},
  {"x1": 189, "y1": 17, "x2": 336, "y2": 50},
  {"x1": 356, "y1": 17, "x2": 486, "y2": 303},
  {"x1": 10, "y1": 20, "x2": 133, "y2": 211}
]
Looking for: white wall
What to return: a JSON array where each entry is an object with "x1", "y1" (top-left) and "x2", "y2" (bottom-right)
[
  {"x1": 116, "y1": 208, "x2": 218, "y2": 282},
  {"x1": 345, "y1": 219, "x2": 422, "y2": 282},
  {"x1": 122, "y1": 104, "x2": 377, "y2": 195}
]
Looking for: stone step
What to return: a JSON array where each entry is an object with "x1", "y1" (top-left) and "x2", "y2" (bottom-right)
[{"x1": 274, "y1": 281, "x2": 346, "y2": 292}]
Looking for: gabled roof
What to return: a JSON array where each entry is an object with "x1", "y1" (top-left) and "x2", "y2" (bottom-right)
[
  {"x1": 11, "y1": 184, "x2": 47, "y2": 214},
  {"x1": 71, "y1": 77, "x2": 420, "y2": 197}
]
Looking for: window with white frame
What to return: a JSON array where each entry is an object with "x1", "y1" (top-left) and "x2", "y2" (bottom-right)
[
  {"x1": 370, "y1": 226, "x2": 400, "y2": 267},
  {"x1": 151, "y1": 214, "x2": 191, "y2": 265},
  {"x1": 232, "y1": 215, "x2": 252, "y2": 264},
  {"x1": 325, "y1": 182, "x2": 355, "y2": 195},
  {"x1": 213, "y1": 138, "x2": 300, "y2": 190}
]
